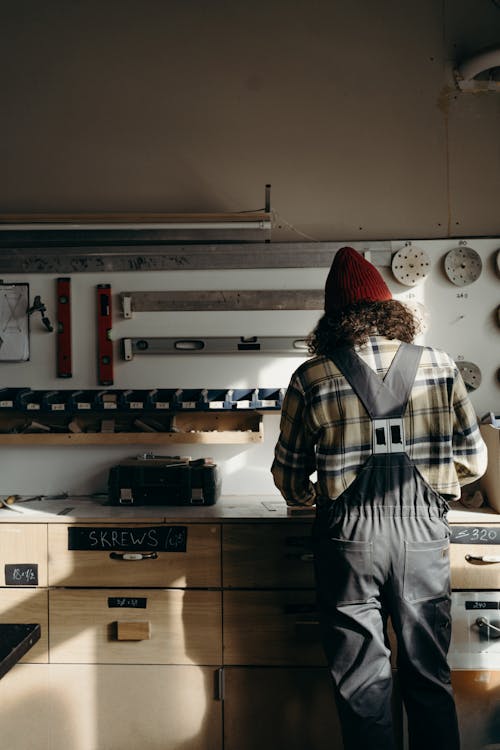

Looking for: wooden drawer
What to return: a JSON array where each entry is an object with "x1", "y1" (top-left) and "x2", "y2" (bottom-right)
[
  {"x1": 48, "y1": 523, "x2": 220, "y2": 587},
  {"x1": 224, "y1": 590, "x2": 325, "y2": 666},
  {"x1": 223, "y1": 523, "x2": 315, "y2": 588},
  {"x1": 49, "y1": 588, "x2": 222, "y2": 664},
  {"x1": 0, "y1": 588, "x2": 48, "y2": 662},
  {"x1": 224, "y1": 591, "x2": 399, "y2": 668},
  {"x1": 0, "y1": 524, "x2": 47, "y2": 587},
  {"x1": 451, "y1": 543, "x2": 500, "y2": 589}
]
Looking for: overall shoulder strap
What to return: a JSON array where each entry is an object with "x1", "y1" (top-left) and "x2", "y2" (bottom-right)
[{"x1": 329, "y1": 343, "x2": 423, "y2": 418}]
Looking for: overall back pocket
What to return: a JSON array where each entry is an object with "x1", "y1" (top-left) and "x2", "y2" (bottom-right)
[
  {"x1": 317, "y1": 538, "x2": 375, "y2": 606},
  {"x1": 403, "y1": 538, "x2": 450, "y2": 603}
]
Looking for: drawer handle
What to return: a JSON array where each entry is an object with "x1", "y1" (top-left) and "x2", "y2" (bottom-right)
[
  {"x1": 115, "y1": 621, "x2": 151, "y2": 641},
  {"x1": 285, "y1": 536, "x2": 312, "y2": 549},
  {"x1": 465, "y1": 554, "x2": 500, "y2": 564},
  {"x1": 285, "y1": 552, "x2": 314, "y2": 562},
  {"x1": 109, "y1": 552, "x2": 158, "y2": 561},
  {"x1": 294, "y1": 620, "x2": 321, "y2": 641}
]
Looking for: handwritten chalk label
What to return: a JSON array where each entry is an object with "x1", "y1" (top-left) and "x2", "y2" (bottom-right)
[
  {"x1": 108, "y1": 597, "x2": 147, "y2": 608},
  {"x1": 465, "y1": 601, "x2": 499, "y2": 610},
  {"x1": 5, "y1": 564, "x2": 39, "y2": 586},
  {"x1": 450, "y1": 526, "x2": 500, "y2": 544},
  {"x1": 67, "y1": 526, "x2": 188, "y2": 552}
]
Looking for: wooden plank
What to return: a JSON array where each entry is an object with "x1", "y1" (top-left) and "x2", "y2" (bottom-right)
[
  {"x1": 0, "y1": 431, "x2": 263, "y2": 445},
  {"x1": 121, "y1": 289, "x2": 324, "y2": 312}
]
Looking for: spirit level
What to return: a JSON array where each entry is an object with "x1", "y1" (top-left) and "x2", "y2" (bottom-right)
[
  {"x1": 121, "y1": 336, "x2": 309, "y2": 360},
  {"x1": 56, "y1": 277, "x2": 72, "y2": 377},
  {"x1": 97, "y1": 284, "x2": 113, "y2": 385}
]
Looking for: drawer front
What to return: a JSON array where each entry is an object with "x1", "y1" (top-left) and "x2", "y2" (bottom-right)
[
  {"x1": 48, "y1": 523, "x2": 220, "y2": 587},
  {"x1": 0, "y1": 524, "x2": 47, "y2": 587},
  {"x1": 223, "y1": 667, "x2": 403, "y2": 750},
  {"x1": 224, "y1": 590, "x2": 325, "y2": 666},
  {"x1": 223, "y1": 523, "x2": 315, "y2": 588},
  {"x1": 0, "y1": 664, "x2": 222, "y2": 750},
  {"x1": 49, "y1": 588, "x2": 222, "y2": 664},
  {"x1": 0, "y1": 588, "x2": 48, "y2": 662},
  {"x1": 451, "y1": 543, "x2": 500, "y2": 589}
]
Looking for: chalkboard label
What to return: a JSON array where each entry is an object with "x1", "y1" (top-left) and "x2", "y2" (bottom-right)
[
  {"x1": 450, "y1": 526, "x2": 500, "y2": 544},
  {"x1": 67, "y1": 526, "x2": 187, "y2": 552},
  {"x1": 465, "y1": 600, "x2": 499, "y2": 610},
  {"x1": 5, "y1": 564, "x2": 39, "y2": 586},
  {"x1": 108, "y1": 597, "x2": 147, "y2": 609}
]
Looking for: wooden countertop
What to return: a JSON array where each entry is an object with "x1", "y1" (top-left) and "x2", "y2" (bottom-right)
[{"x1": 0, "y1": 495, "x2": 499, "y2": 524}]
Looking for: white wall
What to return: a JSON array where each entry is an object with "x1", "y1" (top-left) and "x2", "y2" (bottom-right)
[
  {"x1": 1, "y1": 0, "x2": 499, "y2": 240},
  {"x1": 0, "y1": 238, "x2": 498, "y2": 497}
]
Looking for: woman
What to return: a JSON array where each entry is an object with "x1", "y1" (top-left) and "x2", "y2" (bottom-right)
[{"x1": 272, "y1": 247, "x2": 487, "y2": 750}]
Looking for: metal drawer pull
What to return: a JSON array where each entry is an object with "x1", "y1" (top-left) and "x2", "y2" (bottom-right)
[
  {"x1": 109, "y1": 552, "x2": 158, "y2": 561},
  {"x1": 285, "y1": 552, "x2": 314, "y2": 562},
  {"x1": 475, "y1": 617, "x2": 500, "y2": 638},
  {"x1": 465, "y1": 554, "x2": 500, "y2": 563},
  {"x1": 299, "y1": 553, "x2": 314, "y2": 562},
  {"x1": 294, "y1": 620, "x2": 321, "y2": 641}
]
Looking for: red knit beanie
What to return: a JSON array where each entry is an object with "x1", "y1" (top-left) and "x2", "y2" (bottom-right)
[{"x1": 324, "y1": 246, "x2": 392, "y2": 314}]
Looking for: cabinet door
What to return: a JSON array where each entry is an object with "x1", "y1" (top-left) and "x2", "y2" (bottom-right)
[
  {"x1": 452, "y1": 670, "x2": 500, "y2": 750},
  {"x1": 0, "y1": 664, "x2": 222, "y2": 750},
  {"x1": 48, "y1": 523, "x2": 220, "y2": 587},
  {"x1": 0, "y1": 665, "x2": 52, "y2": 750},
  {"x1": 223, "y1": 523, "x2": 315, "y2": 588},
  {"x1": 223, "y1": 667, "x2": 404, "y2": 750},
  {"x1": 223, "y1": 667, "x2": 344, "y2": 750},
  {"x1": 49, "y1": 588, "x2": 221, "y2": 665},
  {"x1": 0, "y1": 523, "x2": 47, "y2": 586}
]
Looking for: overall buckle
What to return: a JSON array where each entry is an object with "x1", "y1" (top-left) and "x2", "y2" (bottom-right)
[{"x1": 372, "y1": 418, "x2": 406, "y2": 454}]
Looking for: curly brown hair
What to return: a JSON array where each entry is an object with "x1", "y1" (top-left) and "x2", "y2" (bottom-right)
[{"x1": 307, "y1": 300, "x2": 420, "y2": 355}]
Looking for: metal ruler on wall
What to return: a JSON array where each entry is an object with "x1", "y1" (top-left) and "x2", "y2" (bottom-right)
[
  {"x1": 120, "y1": 289, "x2": 324, "y2": 317},
  {"x1": 0, "y1": 242, "x2": 392, "y2": 273},
  {"x1": 122, "y1": 336, "x2": 309, "y2": 360}
]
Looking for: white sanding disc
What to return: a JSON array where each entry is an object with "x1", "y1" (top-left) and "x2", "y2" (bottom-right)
[
  {"x1": 444, "y1": 246, "x2": 482, "y2": 286},
  {"x1": 457, "y1": 361, "x2": 482, "y2": 391},
  {"x1": 391, "y1": 246, "x2": 431, "y2": 286}
]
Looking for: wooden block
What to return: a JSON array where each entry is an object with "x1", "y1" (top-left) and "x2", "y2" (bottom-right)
[
  {"x1": 115, "y1": 621, "x2": 151, "y2": 641},
  {"x1": 100, "y1": 419, "x2": 115, "y2": 433}
]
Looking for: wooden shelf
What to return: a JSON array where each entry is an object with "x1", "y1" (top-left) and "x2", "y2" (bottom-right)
[
  {"x1": 0, "y1": 410, "x2": 264, "y2": 445},
  {"x1": 0, "y1": 430, "x2": 262, "y2": 446}
]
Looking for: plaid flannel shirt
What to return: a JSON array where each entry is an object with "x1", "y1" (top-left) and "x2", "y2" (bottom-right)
[{"x1": 272, "y1": 336, "x2": 488, "y2": 507}]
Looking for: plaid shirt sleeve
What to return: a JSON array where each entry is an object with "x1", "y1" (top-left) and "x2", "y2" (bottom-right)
[
  {"x1": 271, "y1": 374, "x2": 318, "y2": 506},
  {"x1": 451, "y1": 368, "x2": 488, "y2": 485}
]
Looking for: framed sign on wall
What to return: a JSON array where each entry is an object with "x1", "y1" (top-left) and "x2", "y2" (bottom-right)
[{"x1": 0, "y1": 283, "x2": 29, "y2": 361}]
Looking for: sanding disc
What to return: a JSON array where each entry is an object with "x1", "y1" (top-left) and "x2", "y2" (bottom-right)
[
  {"x1": 444, "y1": 246, "x2": 482, "y2": 286},
  {"x1": 391, "y1": 246, "x2": 431, "y2": 286},
  {"x1": 457, "y1": 361, "x2": 482, "y2": 391}
]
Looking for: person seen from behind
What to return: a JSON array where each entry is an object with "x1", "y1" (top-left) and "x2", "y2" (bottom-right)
[{"x1": 272, "y1": 246, "x2": 488, "y2": 750}]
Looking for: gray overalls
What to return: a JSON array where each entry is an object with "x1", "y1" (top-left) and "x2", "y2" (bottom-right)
[{"x1": 313, "y1": 343, "x2": 460, "y2": 750}]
